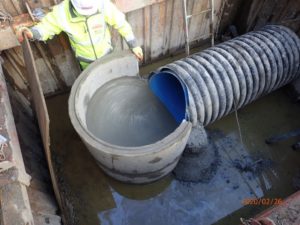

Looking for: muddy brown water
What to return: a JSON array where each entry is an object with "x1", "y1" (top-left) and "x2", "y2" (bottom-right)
[{"x1": 47, "y1": 50, "x2": 300, "y2": 225}]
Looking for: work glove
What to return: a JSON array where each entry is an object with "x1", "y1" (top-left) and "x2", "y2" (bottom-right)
[
  {"x1": 16, "y1": 27, "x2": 33, "y2": 43},
  {"x1": 132, "y1": 46, "x2": 144, "y2": 62}
]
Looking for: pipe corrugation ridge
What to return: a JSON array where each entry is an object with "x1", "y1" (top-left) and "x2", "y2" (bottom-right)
[{"x1": 158, "y1": 25, "x2": 300, "y2": 126}]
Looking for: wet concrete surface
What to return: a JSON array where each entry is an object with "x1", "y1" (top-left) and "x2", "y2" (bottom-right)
[
  {"x1": 47, "y1": 85, "x2": 300, "y2": 225},
  {"x1": 86, "y1": 77, "x2": 179, "y2": 147},
  {"x1": 173, "y1": 127, "x2": 220, "y2": 183}
]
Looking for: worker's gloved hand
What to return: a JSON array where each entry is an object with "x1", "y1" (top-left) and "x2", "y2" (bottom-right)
[
  {"x1": 16, "y1": 27, "x2": 33, "y2": 43},
  {"x1": 132, "y1": 46, "x2": 144, "y2": 62}
]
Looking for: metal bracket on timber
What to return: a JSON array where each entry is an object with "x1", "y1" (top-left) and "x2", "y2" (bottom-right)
[
  {"x1": 21, "y1": 36, "x2": 66, "y2": 223},
  {"x1": 0, "y1": 58, "x2": 34, "y2": 225}
]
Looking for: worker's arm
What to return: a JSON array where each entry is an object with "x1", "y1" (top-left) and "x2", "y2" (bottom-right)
[
  {"x1": 29, "y1": 5, "x2": 63, "y2": 41},
  {"x1": 103, "y1": 0, "x2": 143, "y2": 61}
]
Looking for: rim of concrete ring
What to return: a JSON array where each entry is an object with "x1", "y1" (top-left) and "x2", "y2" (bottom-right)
[{"x1": 68, "y1": 61, "x2": 192, "y2": 156}]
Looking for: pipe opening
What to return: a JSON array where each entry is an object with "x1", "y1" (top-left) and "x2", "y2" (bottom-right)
[{"x1": 149, "y1": 71, "x2": 188, "y2": 123}]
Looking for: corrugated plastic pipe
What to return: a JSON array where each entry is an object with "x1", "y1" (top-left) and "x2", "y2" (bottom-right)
[{"x1": 149, "y1": 25, "x2": 300, "y2": 126}]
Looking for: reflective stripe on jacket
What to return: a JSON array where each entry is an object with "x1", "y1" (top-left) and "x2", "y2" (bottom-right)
[{"x1": 31, "y1": 0, "x2": 137, "y2": 63}]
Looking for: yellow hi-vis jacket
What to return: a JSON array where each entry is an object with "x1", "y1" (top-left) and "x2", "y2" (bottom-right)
[{"x1": 31, "y1": 0, "x2": 137, "y2": 69}]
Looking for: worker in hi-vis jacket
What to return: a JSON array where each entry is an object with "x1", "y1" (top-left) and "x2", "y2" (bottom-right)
[{"x1": 16, "y1": 0, "x2": 143, "y2": 69}]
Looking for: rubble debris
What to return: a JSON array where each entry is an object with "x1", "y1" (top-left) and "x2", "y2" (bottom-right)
[{"x1": 232, "y1": 155, "x2": 274, "y2": 176}]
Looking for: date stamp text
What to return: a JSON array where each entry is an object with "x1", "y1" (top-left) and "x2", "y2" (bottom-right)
[{"x1": 242, "y1": 198, "x2": 283, "y2": 206}]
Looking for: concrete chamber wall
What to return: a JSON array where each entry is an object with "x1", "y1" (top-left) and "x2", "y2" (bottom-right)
[{"x1": 68, "y1": 51, "x2": 192, "y2": 183}]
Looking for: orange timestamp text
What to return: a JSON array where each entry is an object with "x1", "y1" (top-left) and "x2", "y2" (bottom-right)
[{"x1": 242, "y1": 198, "x2": 283, "y2": 206}]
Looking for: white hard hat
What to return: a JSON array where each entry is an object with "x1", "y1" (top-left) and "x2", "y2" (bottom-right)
[{"x1": 71, "y1": 0, "x2": 98, "y2": 16}]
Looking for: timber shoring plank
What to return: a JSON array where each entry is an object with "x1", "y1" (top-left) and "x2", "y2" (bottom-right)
[
  {"x1": 0, "y1": 61, "x2": 34, "y2": 225},
  {"x1": 150, "y1": 1, "x2": 166, "y2": 59},
  {"x1": 169, "y1": 0, "x2": 185, "y2": 54},
  {"x1": 21, "y1": 36, "x2": 65, "y2": 224},
  {"x1": 114, "y1": 0, "x2": 165, "y2": 13},
  {"x1": 162, "y1": 0, "x2": 174, "y2": 56}
]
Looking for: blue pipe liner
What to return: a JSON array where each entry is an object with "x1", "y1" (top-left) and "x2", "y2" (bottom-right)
[{"x1": 149, "y1": 70, "x2": 189, "y2": 123}]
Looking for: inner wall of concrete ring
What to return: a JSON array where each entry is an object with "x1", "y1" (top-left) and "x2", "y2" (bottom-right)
[{"x1": 68, "y1": 50, "x2": 192, "y2": 184}]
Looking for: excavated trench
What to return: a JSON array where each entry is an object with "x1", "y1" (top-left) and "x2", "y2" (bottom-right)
[
  {"x1": 69, "y1": 25, "x2": 300, "y2": 184},
  {"x1": 43, "y1": 24, "x2": 300, "y2": 225}
]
